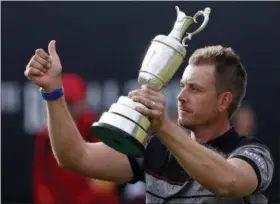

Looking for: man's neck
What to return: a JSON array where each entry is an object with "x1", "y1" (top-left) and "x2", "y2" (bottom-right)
[{"x1": 190, "y1": 118, "x2": 231, "y2": 144}]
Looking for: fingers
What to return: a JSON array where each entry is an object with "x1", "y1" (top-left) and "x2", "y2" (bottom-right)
[
  {"x1": 135, "y1": 106, "x2": 162, "y2": 118},
  {"x1": 35, "y1": 49, "x2": 51, "y2": 62},
  {"x1": 141, "y1": 84, "x2": 160, "y2": 96},
  {"x1": 24, "y1": 66, "x2": 44, "y2": 79},
  {"x1": 129, "y1": 85, "x2": 163, "y2": 100},
  {"x1": 128, "y1": 86, "x2": 165, "y2": 108},
  {"x1": 25, "y1": 48, "x2": 51, "y2": 79},
  {"x1": 141, "y1": 84, "x2": 160, "y2": 92},
  {"x1": 27, "y1": 49, "x2": 51, "y2": 69},
  {"x1": 35, "y1": 49, "x2": 51, "y2": 69},
  {"x1": 131, "y1": 95, "x2": 164, "y2": 111},
  {"x1": 130, "y1": 87, "x2": 166, "y2": 120},
  {"x1": 129, "y1": 89, "x2": 159, "y2": 104},
  {"x1": 29, "y1": 56, "x2": 48, "y2": 72}
]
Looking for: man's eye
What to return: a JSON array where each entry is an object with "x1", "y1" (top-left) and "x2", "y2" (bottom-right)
[{"x1": 190, "y1": 85, "x2": 199, "y2": 92}]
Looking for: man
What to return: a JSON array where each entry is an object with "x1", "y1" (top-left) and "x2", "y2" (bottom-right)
[
  {"x1": 25, "y1": 40, "x2": 274, "y2": 203},
  {"x1": 32, "y1": 73, "x2": 120, "y2": 204},
  {"x1": 232, "y1": 104, "x2": 256, "y2": 137}
]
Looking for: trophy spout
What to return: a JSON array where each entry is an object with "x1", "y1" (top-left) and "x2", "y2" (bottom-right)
[
  {"x1": 168, "y1": 6, "x2": 211, "y2": 47},
  {"x1": 168, "y1": 6, "x2": 195, "y2": 42}
]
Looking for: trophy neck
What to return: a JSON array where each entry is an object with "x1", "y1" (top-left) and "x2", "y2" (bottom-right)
[{"x1": 168, "y1": 16, "x2": 194, "y2": 42}]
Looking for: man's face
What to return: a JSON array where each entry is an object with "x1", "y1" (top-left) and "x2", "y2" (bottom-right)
[{"x1": 177, "y1": 64, "x2": 227, "y2": 130}]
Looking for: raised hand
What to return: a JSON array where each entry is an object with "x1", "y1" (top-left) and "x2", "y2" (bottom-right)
[{"x1": 24, "y1": 40, "x2": 63, "y2": 91}]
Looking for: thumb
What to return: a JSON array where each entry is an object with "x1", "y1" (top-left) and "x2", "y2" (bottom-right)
[{"x1": 48, "y1": 40, "x2": 57, "y2": 57}]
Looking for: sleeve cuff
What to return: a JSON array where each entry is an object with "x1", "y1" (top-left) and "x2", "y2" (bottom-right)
[
  {"x1": 231, "y1": 155, "x2": 261, "y2": 190},
  {"x1": 127, "y1": 156, "x2": 144, "y2": 184}
]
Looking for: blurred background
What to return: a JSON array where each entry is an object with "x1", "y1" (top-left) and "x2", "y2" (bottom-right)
[{"x1": 2, "y1": 1, "x2": 280, "y2": 204}]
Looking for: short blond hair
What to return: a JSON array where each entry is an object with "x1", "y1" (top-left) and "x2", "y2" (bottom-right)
[{"x1": 189, "y1": 45, "x2": 247, "y2": 118}]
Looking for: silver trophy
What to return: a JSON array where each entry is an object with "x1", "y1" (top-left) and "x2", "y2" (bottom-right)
[{"x1": 91, "y1": 6, "x2": 211, "y2": 157}]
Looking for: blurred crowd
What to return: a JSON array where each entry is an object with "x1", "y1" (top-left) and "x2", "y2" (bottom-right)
[{"x1": 32, "y1": 72, "x2": 257, "y2": 204}]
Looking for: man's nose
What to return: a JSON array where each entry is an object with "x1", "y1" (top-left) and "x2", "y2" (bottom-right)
[{"x1": 177, "y1": 87, "x2": 189, "y2": 102}]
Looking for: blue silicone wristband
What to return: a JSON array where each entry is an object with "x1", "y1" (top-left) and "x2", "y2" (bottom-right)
[{"x1": 40, "y1": 87, "x2": 64, "y2": 101}]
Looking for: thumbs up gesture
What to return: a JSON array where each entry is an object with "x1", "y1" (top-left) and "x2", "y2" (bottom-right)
[{"x1": 24, "y1": 40, "x2": 63, "y2": 92}]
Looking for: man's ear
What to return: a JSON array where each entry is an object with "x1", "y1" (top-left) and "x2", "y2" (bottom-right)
[{"x1": 218, "y1": 91, "x2": 233, "y2": 113}]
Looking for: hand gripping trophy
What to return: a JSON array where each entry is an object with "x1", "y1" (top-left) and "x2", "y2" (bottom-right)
[{"x1": 91, "y1": 6, "x2": 211, "y2": 157}]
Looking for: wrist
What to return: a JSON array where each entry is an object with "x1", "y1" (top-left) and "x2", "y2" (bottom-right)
[
  {"x1": 157, "y1": 118, "x2": 173, "y2": 135},
  {"x1": 43, "y1": 85, "x2": 62, "y2": 93},
  {"x1": 40, "y1": 87, "x2": 64, "y2": 101},
  {"x1": 42, "y1": 79, "x2": 63, "y2": 93}
]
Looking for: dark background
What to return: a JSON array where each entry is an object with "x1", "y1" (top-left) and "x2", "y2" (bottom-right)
[{"x1": 2, "y1": 1, "x2": 280, "y2": 203}]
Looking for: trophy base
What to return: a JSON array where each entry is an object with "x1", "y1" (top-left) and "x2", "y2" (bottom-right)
[
  {"x1": 91, "y1": 96, "x2": 151, "y2": 157},
  {"x1": 91, "y1": 122, "x2": 145, "y2": 157}
]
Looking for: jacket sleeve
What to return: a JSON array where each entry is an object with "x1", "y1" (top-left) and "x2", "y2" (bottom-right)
[{"x1": 229, "y1": 143, "x2": 274, "y2": 191}]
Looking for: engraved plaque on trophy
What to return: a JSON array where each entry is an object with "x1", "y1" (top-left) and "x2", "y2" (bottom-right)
[{"x1": 91, "y1": 6, "x2": 211, "y2": 157}]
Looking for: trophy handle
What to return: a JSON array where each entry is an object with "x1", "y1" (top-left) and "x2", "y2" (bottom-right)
[{"x1": 182, "y1": 7, "x2": 211, "y2": 47}]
